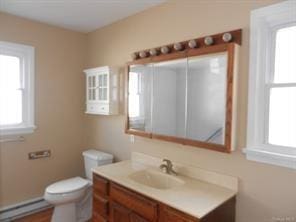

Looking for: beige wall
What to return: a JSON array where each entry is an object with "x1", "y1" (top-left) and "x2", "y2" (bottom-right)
[
  {"x1": 0, "y1": 1, "x2": 295, "y2": 221},
  {"x1": 0, "y1": 12, "x2": 87, "y2": 207},
  {"x1": 86, "y1": 1, "x2": 296, "y2": 222}
]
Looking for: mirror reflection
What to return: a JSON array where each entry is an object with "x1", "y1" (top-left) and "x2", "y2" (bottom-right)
[
  {"x1": 187, "y1": 53, "x2": 227, "y2": 144},
  {"x1": 128, "y1": 64, "x2": 152, "y2": 132},
  {"x1": 128, "y1": 52, "x2": 228, "y2": 145},
  {"x1": 153, "y1": 59, "x2": 186, "y2": 138}
]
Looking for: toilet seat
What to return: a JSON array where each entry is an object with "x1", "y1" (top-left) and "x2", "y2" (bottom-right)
[
  {"x1": 46, "y1": 177, "x2": 89, "y2": 195},
  {"x1": 44, "y1": 177, "x2": 90, "y2": 207}
]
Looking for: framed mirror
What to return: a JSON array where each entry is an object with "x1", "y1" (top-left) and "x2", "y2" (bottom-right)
[{"x1": 126, "y1": 41, "x2": 239, "y2": 153}]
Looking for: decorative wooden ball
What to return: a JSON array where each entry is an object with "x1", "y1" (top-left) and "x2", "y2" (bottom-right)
[
  {"x1": 204, "y1": 36, "x2": 214, "y2": 46},
  {"x1": 173, "y1": 42, "x2": 183, "y2": 51},
  {"x1": 188, "y1": 39, "x2": 197, "y2": 48},
  {"x1": 222, "y1": 33, "x2": 232, "y2": 42},
  {"x1": 161, "y1": 46, "x2": 170, "y2": 54}
]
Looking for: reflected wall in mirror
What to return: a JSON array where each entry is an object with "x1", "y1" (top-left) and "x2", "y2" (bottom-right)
[
  {"x1": 126, "y1": 43, "x2": 238, "y2": 152},
  {"x1": 153, "y1": 59, "x2": 187, "y2": 138},
  {"x1": 187, "y1": 53, "x2": 227, "y2": 145}
]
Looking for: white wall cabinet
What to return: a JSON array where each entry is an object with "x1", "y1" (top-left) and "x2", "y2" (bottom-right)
[{"x1": 84, "y1": 66, "x2": 119, "y2": 115}]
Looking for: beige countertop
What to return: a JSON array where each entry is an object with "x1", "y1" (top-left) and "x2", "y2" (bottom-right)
[{"x1": 92, "y1": 153, "x2": 237, "y2": 219}]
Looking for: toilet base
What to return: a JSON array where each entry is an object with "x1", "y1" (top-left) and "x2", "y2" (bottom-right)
[
  {"x1": 51, "y1": 203, "x2": 76, "y2": 222},
  {"x1": 76, "y1": 185, "x2": 92, "y2": 222}
]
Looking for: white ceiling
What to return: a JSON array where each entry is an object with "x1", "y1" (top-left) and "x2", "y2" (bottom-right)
[{"x1": 0, "y1": 0, "x2": 165, "y2": 33}]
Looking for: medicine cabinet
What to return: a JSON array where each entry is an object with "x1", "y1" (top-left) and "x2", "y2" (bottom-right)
[{"x1": 125, "y1": 30, "x2": 241, "y2": 153}]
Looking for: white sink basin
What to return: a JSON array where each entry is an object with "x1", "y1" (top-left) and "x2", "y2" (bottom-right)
[{"x1": 128, "y1": 169, "x2": 185, "y2": 190}]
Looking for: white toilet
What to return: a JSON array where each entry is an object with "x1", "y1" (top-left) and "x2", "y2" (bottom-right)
[{"x1": 44, "y1": 149, "x2": 113, "y2": 222}]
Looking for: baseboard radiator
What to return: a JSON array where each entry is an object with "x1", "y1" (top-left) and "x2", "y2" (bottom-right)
[{"x1": 0, "y1": 197, "x2": 51, "y2": 222}]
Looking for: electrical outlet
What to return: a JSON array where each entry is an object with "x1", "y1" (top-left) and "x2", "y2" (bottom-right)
[{"x1": 130, "y1": 135, "x2": 135, "y2": 143}]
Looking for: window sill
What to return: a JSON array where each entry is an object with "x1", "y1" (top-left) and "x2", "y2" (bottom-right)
[
  {"x1": 243, "y1": 147, "x2": 296, "y2": 169},
  {"x1": 0, "y1": 125, "x2": 36, "y2": 136}
]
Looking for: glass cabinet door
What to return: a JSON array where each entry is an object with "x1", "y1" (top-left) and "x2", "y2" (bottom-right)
[
  {"x1": 187, "y1": 52, "x2": 228, "y2": 145},
  {"x1": 87, "y1": 75, "x2": 97, "y2": 101},
  {"x1": 98, "y1": 73, "x2": 108, "y2": 101},
  {"x1": 128, "y1": 64, "x2": 153, "y2": 132},
  {"x1": 152, "y1": 59, "x2": 187, "y2": 138}
]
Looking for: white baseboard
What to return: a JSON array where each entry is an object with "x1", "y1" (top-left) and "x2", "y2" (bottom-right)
[{"x1": 0, "y1": 197, "x2": 51, "y2": 221}]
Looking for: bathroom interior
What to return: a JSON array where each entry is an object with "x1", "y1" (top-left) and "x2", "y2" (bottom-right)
[{"x1": 0, "y1": 0, "x2": 295, "y2": 222}]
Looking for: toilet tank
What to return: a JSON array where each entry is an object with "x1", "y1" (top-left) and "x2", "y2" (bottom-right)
[{"x1": 82, "y1": 149, "x2": 113, "y2": 181}]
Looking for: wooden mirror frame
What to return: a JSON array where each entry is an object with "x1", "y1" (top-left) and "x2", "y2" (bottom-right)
[{"x1": 125, "y1": 30, "x2": 241, "y2": 153}]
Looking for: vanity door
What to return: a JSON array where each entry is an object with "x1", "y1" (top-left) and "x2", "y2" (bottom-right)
[{"x1": 110, "y1": 202, "x2": 131, "y2": 222}]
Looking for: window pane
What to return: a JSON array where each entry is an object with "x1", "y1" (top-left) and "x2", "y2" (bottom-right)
[
  {"x1": 268, "y1": 87, "x2": 296, "y2": 147},
  {"x1": 274, "y1": 26, "x2": 296, "y2": 83},
  {"x1": 0, "y1": 55, "x2": 22, "y2": 125}
]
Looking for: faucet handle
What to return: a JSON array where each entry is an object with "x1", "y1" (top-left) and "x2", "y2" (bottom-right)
[
  {"x1": 162, "y1": 159, "x2": 173, "y2": 167},
  {"x1": 162, "y1": 159, "x2": 177, "y2": 176}
]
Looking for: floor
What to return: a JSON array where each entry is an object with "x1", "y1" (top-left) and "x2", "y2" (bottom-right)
[
  {"x1": 13, "y1": 208, "x2": 53, "y2": 222},
  {"x1": 12, "y1": 208, "x2": 92, "y2": 222}
]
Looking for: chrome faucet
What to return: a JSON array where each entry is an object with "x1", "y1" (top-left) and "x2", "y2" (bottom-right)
[{"x1": 159, "y1": 159, "x2": 177, "y2": 175}]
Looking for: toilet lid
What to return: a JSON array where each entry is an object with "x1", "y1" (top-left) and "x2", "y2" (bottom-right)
[{"x1": 46, "y1": 177, "x2": 89, "y2": 194}]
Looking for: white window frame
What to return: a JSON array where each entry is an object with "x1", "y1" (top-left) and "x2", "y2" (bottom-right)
[
  {"x1": 244, "y1": 0, "x2": 296, "y2": 169},
  {"x1": 0, "y1": 41, "x2": 35, "y2": 136}
]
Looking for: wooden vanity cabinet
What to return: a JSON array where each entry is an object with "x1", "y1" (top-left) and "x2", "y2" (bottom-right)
[
  {"x1": 159, "y1": 205, "x2": 197, "y2": 222},
  {"x1": 110, "y1": 202, "x2": 131, "y2": 222},
  {"x1": 110, "y1": 202, "x2": 149, "y2": 222},
  {"x1": 92, "y1": 174, "x2": 235, "y2": 222}
]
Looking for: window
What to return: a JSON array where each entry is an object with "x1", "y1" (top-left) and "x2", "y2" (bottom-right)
[
  {"x1": 0, "y1": 41, "x2": 35, "y2": 136},
  {"x1": 245, "y1": 0, "x2": 296, "y2": 169},
  {"x1": 268, "y1": 26, "x2": 296, "y2": 148}
]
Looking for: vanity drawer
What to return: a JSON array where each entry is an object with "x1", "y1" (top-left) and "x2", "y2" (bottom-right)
[
  {"x1": 110, "y1": 183, "x2": 158, "y2": 221},
  {"x1": 161, "y1": 205, "x2": 198, "y2": 222},
  {"x1": 93, "y1": 194, "x2": 109, "y2": 217},
  {"x1": 93, "y1": 174, "x2": 109, "y2": 196}
]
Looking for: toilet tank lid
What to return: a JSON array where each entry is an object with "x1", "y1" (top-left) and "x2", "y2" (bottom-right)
[{"x1": 83, "y1": 149, "x2": 113, "y2": 161}]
